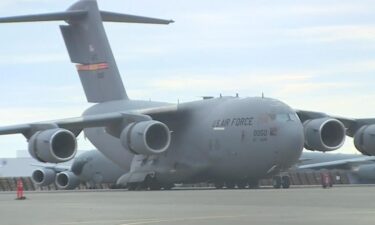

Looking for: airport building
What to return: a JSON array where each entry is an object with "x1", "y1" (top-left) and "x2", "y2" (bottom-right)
[{"x1": 0, "y1": 150, "x2": 77, "y2": 177}]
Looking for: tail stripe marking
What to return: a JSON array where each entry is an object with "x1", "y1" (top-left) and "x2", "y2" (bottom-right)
[{"x1": 76, "y1": 63, "x2": 109, "y2": 71}]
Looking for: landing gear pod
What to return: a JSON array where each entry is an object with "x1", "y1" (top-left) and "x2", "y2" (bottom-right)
[
  {"x1": 120, "y1": 121, "x2": 171, "y2": 155},
  {"x1": 28, "y1": 128, "x2": 77, "y2": 163},
  {"x1": 303, "y1": 118, "x2": 346, "y2": 152}
]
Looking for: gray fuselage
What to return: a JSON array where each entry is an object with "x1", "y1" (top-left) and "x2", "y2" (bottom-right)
[{"x1": 83, "y1": 96, "x2": 304, "y2": 184}]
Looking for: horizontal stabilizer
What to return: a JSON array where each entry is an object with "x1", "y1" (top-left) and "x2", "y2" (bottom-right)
[
  {"x1": 100, "y1": 11, "x2": 174, "y2": 24},
  {"x1": 0, "y1": 10, "x2": 87, "y2": 23},
  {"x1": 0, "y1": 10, "x2": 173, "y2": 25}
]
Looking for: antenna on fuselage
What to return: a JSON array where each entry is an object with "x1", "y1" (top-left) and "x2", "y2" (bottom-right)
[{"x1": 262, "y1": 92, "x2": 264, "y2": 98}]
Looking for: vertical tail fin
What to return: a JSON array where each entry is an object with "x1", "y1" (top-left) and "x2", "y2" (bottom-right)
[{"x1": 0, "y1": 0, "x2": 173, "y2": 103}]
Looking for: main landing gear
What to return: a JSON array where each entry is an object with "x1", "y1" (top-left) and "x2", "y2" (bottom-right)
[
  {"x1": 127, "y1": 175, "x2": 174, "y2": 191},
  {"x1": 272, "y1": 175, "x2": 290, "y2": 189},
  {"x1": 214, "y1": 180, "x2": 259, "y2": 189}
]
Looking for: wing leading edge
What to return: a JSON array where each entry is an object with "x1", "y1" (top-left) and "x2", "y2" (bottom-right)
[
  {"x1": 299, "y1": 156, "x2": 375, "y2": 170},
  {"x1": 296, "y1": 110, "x2": 375, "y2": 137},
  {"x1": 0, "y1": 105, "x2": 178, "y2": 139}
]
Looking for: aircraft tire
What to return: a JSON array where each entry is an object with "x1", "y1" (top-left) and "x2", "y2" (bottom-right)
[
  {"x1": 145, "y1": 175, "x2": 161, "y2": 191},
  {"x1": 149, "y1": 183, "x2": 161, "y2": 190},
  {"x1": 237, "y1": 181, "x2": 247, "y2": 189},
  {"x1": 272, "y1": 176, "x2": 282, "y2": 189},
  {"x1": 127, "y1": 183, "x2": 137, "y2": 191},
  {"x1": 163, "y1": 184, "x2": 174, "y2": 190},
  {"x1": 214, "y1": 182, "x2": 224, "y2": 189},
  {"x1": 248, "y1": 180, "x2": 259, "y2": 189},
  {"x1": 226, "y1": 181, "x2": 236, "y2": 189},
  {"x1": 281, "y1": 176, "x2": 290, "y2": 189}
]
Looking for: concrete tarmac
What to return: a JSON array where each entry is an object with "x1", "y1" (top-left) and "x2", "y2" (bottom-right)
[{"x1": 1, "y1": 186, "x2": 375, "y2": 225}]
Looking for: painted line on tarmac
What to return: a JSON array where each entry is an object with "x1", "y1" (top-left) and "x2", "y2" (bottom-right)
[
  {"x1": 59, "y1": 215, "x2": 247, "y2": 225},
  {"x1": 59, "y1": 218, "x2": 158, "y2": 225},
  {"x1": 121, "y1": 215, "x2": 247, "y2": 225}
]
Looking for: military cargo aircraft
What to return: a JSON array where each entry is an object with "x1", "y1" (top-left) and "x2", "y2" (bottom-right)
[
  {"x1": 298, "y1": 152, "x2": 375, "y2": 184},
  {"x1": 32, "y1": 150, "x2": 126, "y2": 190},
  {"x1": 1, "y1": 0, "x2": 375, "y2": 190}
]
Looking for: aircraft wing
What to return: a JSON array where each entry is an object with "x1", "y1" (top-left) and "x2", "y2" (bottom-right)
[
  {"x1": 0, "y1": 105, "x2": 178, "y2": 138},
  {"x1": 331, "y1": 117, "x2": 375, "y2": 137},
  {"x1": 31, "y1": 163, "x2": 70, "y2": 172},
  {"x1": 296, "y1": 110, "x2": 375, "y2": 137},
  {"x1": 298, "y1": 156, "x2": 375, "y2": 170}
]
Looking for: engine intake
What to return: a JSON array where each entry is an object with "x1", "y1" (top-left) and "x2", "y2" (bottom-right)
[
  {"x1": 354, "y1": 125, "x2": 375, "y2": 156},
  {"x1": 55, "y1": 171, "x2": 80, "y2": 190},
  {"x1": 31, "y1": 168, "x2": 56, "y2": 186},
  {"x1": 28, "y1": 128, "x2": 77, "y2": 163},
  {"x1": 303, "y1": 118, "x2": 346, "y2": 152},
  {"x1": 120, "y1": 120, "x2": 171, "y2": 155}
]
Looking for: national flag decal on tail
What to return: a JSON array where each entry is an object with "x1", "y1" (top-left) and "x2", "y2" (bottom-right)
[{"x1": 76, "y1": 63, "x2": 109, "y2": 71}]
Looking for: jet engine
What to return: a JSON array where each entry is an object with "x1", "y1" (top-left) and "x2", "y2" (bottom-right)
[
  {"x1": 354, "y1": 125, "x2": 375, "y2": 156},
  {"x1": 120, "y1": 120, "x2": 171, "y2": 155},
  {"x1": 303, "y1": 118, "x2": 346, "y2": 152},
  {"x1": 55, "y1": 171, "x2": 80, "y2": 190},
  {"x1": 31, "y1": 168, "x2": 56, "y2": 186},
  {"x1": 28, "y1": 128, "x2": 77, "y2": 163}
]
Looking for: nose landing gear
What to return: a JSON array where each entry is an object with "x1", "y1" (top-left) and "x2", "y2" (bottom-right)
[{"x1": 273, "y1": 175, "x2": 290, "y2": 189}]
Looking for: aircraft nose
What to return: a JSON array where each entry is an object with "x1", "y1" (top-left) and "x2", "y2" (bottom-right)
[{"x1": 278, "y1": 122, "x2": 304, "y2": 168}]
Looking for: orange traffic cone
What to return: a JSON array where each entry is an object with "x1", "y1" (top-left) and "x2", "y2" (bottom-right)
[{"x1": 16, "y1": 178, "x2": 26, "y2": 200}]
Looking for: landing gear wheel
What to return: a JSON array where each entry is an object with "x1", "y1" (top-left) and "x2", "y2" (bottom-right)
[
  {"x1": 145, "y1": 175, "x2": 161, "y2": 191},
  {"x1": 127, "y1": 183, "x2": 137, "y2": 191},
  {"x1": 248, "y1": 180, "x2": 259, "y2": 189},
  {"x1": 226, "y1": 181, "x2": 236, "y2": 189},
  {"x1": 237, "y1": 181, "x2": 247, "y2": 189},
  {"x1": 272, "y1": 176, "x2": 282, "y2": 189},
  {"x1": 214, "y1": 182, "x2": 224, "y2": 189},
  {"x1": 281, "y1": 176, "x2": 290, "y2": 189},
  {"x1": 163, "y1": 184, "x2": 174, "y2": 190},
  {"x1": 149, "y1": 183, "x2": 161, "y2": 190}
]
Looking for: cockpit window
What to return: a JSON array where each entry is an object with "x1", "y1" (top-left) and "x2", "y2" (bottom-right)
[
  {"x1": 289, "y1": 113, "x2": 299, "y2": 121},
  {"x1": 276, "y1": 113, "x2": 290, "y2": 122},
  {"x1": 269, "y1": 113, "x2": 299, "y2": 122},
  {"x1": 272, "y1": 113, "x2": 298, "y2": 122}
]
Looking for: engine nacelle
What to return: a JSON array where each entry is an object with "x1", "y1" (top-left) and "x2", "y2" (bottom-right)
[
  {"x1": 303, "y1": 118, "x2": 346, "y2": 152},
  {"x1": 120, "y1": 120, "x2": 171, "y2": 155},
  {"x1": 55, "y1": 171, "x2": 80, "y2": 190},
  {"x1": 354, "y1": 125, "x2": 375, "y2": 156},
  {"x1": 31, "y1": 168, "x2": 56, "y2": 186},
  {"x1": 28, "y1": 128, "x2": 77, "y2": 163},
  {"x1": 353, "y1": 164, "x2": 375, "y2": 180}
]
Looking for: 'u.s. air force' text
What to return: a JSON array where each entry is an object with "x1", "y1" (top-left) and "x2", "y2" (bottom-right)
[{"x1": 212, "y1": 117, "x2": 254, "y2": 127}]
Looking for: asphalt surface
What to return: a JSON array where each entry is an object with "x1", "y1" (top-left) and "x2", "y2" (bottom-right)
[{"x1": 1, "y1": 186, "x2": 375, "y2": 225}]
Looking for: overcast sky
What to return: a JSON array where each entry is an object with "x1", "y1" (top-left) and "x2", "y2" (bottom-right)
[{"x1": 0, "y1": 0, "x2": 375, "y2": 157}]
